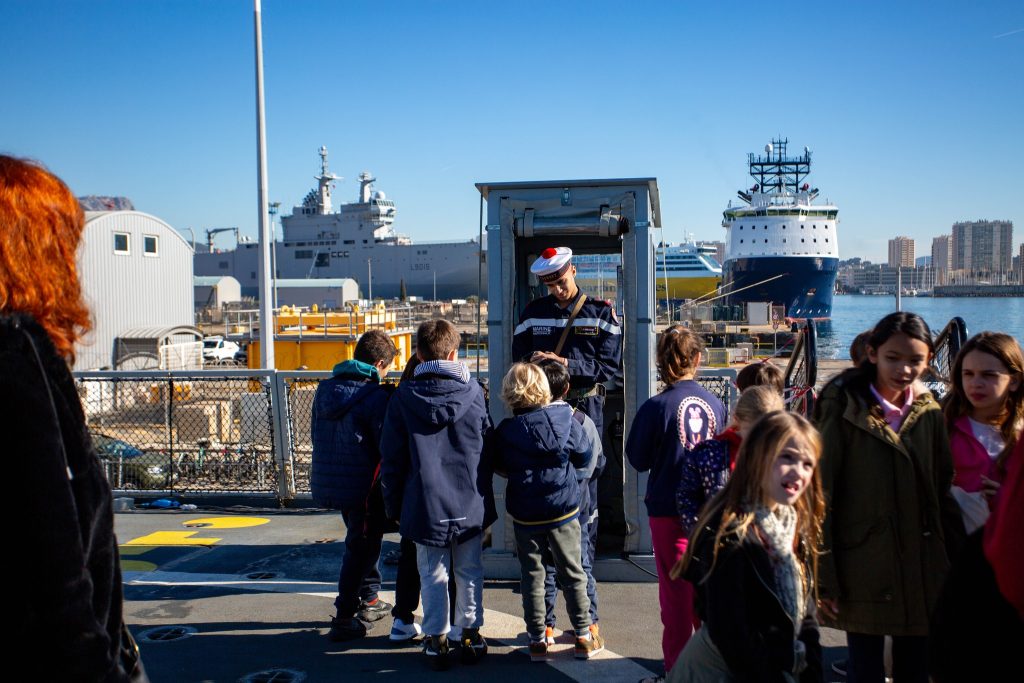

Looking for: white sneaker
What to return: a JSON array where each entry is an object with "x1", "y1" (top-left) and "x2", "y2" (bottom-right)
[{"x1": 389, "y1": 617, "x2": 423, "y2": 642}]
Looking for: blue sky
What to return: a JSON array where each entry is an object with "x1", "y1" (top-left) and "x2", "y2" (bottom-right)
[{"x1": 2, "y1": 0, "x2": 1022, "y2": 262}]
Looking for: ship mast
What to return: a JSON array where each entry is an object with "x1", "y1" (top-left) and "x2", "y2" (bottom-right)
[
  {"x1": 747, "y1": 138, "x2": 811, "y2": 194},
  {"x1": 316, "y1": 145, "x2": 342, "y2": 214}
]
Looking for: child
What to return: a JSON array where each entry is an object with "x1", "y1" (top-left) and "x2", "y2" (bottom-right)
[
  {"x1": 310, "y1": 329, "x2": 405, "y2": 641},
  {"x1": 676, "y1": 385, "x2": 784, "y2": 534},
  {"x1": 626, "y1": 325, "x2": 727, "y2": 675},
  {"x1": 943, "y1": 332, "x2": 1024, "y2": 533},
  {"x1": 669, "y1": 411, "x2": 824, "y2": 683},
  {"x1": 813, "y1": 311, "x2": 964, "y2": 683},
  {"x1": 537, "y1": 358, "x2": 603, "y2": 645},
  {"x1": 736, "y1": 359, "x2": 784, "y2": 394},
  {"x1": 380, "y1": 319, "x2": 495, "y2": 669},
  {"x1": 492, "y1": 362, "x2": 603, "y2": 662}
]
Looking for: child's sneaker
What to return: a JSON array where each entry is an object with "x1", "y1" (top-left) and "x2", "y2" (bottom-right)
[
  {"x1": 424, "y1": 634, "x2": 452, "y2": 671},
  {"x1": 389, "y1": 617, "x2": 422, "y2": 642},
  {"x1": 357, "y1": 597, "x2": 392, "y2": 623},
  {"x1": 326, "y1": 616, "x2": 366, "y2": 642},
  {"x1": 544, "y1": 625, "x2": 556, "y2": 645},
  {"x1": 459, "y1": 627, "x2": 488, "y2": 664},
  {"x1": 528, "y1": 640, "x2": 549, "y2": 663},
  {"x1": 574, "y1": 630, "x2": 605, "y2": 659}
]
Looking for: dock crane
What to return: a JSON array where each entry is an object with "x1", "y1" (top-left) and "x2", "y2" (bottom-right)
[{"x1": 205, "y1": 227, "x2": 240, "y2": 251}]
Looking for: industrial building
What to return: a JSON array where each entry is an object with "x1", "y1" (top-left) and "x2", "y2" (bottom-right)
[{"x1": 75, "y1": 211, "x2": 196, "y2": 370}]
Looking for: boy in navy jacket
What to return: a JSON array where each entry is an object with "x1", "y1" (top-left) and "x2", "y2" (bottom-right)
[
  {"x1": 380, "y1": 319, "x2": 495, "y2": 669},
  {"x1": 492, "y1": 362, "x2": 605, "y2": 662},
  {"x1": 311, "y1": 329, "x2": 410, "y2": 642}
]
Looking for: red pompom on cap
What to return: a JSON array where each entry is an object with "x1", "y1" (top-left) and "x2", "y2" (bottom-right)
[{"x1": 541, "y1": 247, "x2": 558, "y2": 259}]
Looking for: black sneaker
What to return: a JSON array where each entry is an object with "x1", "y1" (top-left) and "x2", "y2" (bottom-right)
[
  {"x1": 424, "y1": 634, "x2": 452, "y2": 670},
  {"x1": 326, "y1": 616, "x2": 366, "y2": 642},
  {"x1": 357, "y1": 598, "x2": 393, "y2": 623},
  {"x1": 459, "y1": 627, "x2": 488, "y2": 664}
]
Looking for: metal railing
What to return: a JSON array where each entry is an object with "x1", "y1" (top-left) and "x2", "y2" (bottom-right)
[
  {"x1": 784, "y1": 318, "x2": 817, "y2": 417},
  {"x1": 924, "y1": 316, "x2": 968, "y2": 400}
]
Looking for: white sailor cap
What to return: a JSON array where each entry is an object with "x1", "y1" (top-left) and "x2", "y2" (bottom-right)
[{"x1": 531, "y1": 247, "x2": 574, "y2": 283}]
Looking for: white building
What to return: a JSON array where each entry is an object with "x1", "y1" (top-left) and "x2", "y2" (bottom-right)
[{"x1": 75, "y1": 211, "x2": 196, "y2": 370}]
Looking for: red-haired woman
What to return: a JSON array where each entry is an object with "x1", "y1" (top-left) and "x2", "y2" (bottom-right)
[{"x1": 1, "y1": 155, "x2": 146, "y2": 681}]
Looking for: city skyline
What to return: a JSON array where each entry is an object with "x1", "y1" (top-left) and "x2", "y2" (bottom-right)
[{"x1": 2, "y1": 1, "x2": 1022, "y2": 263}]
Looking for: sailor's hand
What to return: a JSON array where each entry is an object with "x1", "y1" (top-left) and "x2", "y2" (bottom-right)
[{"x1": 530, "y1": 351, "x2": 568, "y2": 366}]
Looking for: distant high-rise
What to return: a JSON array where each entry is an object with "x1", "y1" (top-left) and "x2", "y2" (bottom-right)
[
  {"x1": 932, "y1": 235, "x2": 952, "y2": 285},
  {"x1": 952, "y1": 220, "x2": 1013, "y2": 273},
  {"x1": 888, "y1": 236, "x2": 915, "y2": 268}
]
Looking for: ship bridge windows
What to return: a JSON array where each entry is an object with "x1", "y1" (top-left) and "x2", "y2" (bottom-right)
[
  {"x1": 344, "y1": 239, "x2": 355, "y2": 244},
  {"x1": 296, "y1": 250, "x2": 314, "y2": 259}
]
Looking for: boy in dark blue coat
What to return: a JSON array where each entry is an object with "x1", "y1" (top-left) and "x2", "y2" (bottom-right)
[
  {"x1": 492, "y1": 362, "x2": 605, "y2": 662},
  {"x1": 311, "y1": 330, "x2": 413, "y2": 642},
  {"x1": 380, "y1": 319, "x2": 495, "y2": 669}
]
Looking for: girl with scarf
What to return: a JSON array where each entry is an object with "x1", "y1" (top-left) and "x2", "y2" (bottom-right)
[{"x1": 668, "y1": 411, "x2": 824, "y2": 683}]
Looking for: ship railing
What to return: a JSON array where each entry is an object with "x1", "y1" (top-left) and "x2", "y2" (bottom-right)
[
  {"x1": 783, "y1": 318, "x2": 817, "y2": 418},
  {"x1": 923, "y1": 316, "x2": 968, "y2": 400}
]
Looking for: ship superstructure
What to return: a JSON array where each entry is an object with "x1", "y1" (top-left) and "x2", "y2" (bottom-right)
[
  {"x1": 194, "y1": 146, "x2": 485, "y2": 301},
  {"x1": 722, "y1": 139, "x2": 839, "y2": 319}
]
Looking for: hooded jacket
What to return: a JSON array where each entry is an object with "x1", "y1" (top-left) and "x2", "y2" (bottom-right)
[
  {"x1": 492, "y1": 402, "x2": 592, "y2": 531},
  {"x1": 310, "y1": 360, "x2": 392, "y2": 510},
  {"x1": 379, "y1": 368, "x2": 495, "y2": 547},
  {"x1": 813, "y1": 376, "x2": 965, "y2": 636},
  {"x1": 684, "y1": 508, "x2": 823, "y2": 683},
  {"x1": 3, "y1": 314, "x2": 133, "y2": 681}
]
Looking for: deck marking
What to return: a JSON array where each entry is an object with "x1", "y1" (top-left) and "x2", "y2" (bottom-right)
[{"x1": 123, "y1": 531, "x2": 221, "y2": 546}]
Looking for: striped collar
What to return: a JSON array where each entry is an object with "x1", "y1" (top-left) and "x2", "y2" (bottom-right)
[{"x1": 414, "y1": 359, "x2": 470, "y2": 383}]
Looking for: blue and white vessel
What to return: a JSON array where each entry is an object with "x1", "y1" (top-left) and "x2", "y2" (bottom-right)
[{"x1": 722, "y1": 139, "x2": 839, "y2": 319}]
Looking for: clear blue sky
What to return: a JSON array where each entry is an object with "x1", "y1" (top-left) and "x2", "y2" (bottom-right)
[{"x1": 2, "y1": 0, "x2": 1021, "y2": 263}]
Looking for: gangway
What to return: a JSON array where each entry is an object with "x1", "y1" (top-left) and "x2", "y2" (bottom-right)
[
  {"x1": 476, "y1": 178, "x2": 662, "y2": 568},
  {"x1": 925, "y1": 316, "x2": 968, "y2": 399}
]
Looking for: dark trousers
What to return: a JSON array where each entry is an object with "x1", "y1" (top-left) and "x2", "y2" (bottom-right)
[
  {"x1": 391, "y1": 536, "x2": 421, "y2": 623},
  {"x1": 335, "y1": 505, "x2": 384, "y2": 617},
  {"x1": 847, "y1": 632, "x2": 928, "y2": 683}
]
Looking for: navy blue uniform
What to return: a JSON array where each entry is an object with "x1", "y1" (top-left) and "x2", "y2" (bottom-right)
[{"x1": 511, "y1": 291, "x2": 622, "y2": 439}]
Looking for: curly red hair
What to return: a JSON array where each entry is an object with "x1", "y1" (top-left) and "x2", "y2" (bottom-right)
[{"x1": 0, "y1": 155, "x2": 91, "y2": 361}]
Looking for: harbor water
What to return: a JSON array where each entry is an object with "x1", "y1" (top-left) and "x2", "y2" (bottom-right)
[{"x1": 817, "y1": 295, "x2": 1024, "y2": 360}]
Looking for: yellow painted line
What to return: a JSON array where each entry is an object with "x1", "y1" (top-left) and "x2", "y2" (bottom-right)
[
  {"x1": 121, "y1": 560, "x2": 158, "y2": 572},
  {"x1": 182, "y1": 516, "x2": 270, "y2": 529},
  {"x1": 123, "y1": 531, "x2": 222, "y2": 546}
]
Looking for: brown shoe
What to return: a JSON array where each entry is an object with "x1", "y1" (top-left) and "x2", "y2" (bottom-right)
[{"x1": 574, "y1": 631, "x2": 605, "y2": 659}]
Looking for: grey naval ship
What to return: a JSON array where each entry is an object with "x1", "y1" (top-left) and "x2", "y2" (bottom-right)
[{"x1": 194, "y1": 146, "x2": 486, "y2": 301}]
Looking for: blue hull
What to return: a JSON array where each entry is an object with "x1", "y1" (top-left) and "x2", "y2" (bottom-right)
[{"x1": 724, "y1": 256, "x2": 838, "y2": 319}]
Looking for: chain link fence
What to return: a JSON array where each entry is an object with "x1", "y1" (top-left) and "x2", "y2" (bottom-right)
[{"x1": 76, "y1": 371, "x2": 280, "y2": 496}]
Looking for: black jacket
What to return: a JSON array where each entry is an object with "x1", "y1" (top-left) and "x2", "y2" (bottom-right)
[
  {"x1": 684, "y1": 510, "x2": 823, "y2": 683},
  {"x1": 2, "y1": 314, "x2": 132, "y2": 681}
]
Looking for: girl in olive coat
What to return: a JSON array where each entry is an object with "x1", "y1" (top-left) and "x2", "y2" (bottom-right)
[{"x1": 813, "y1": 312, "x2": 964, "y2": 683}]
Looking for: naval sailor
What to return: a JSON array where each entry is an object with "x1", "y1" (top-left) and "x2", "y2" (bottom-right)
[{"x1": 511, "y1": 246, "x2": 622, "y2": 442}]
